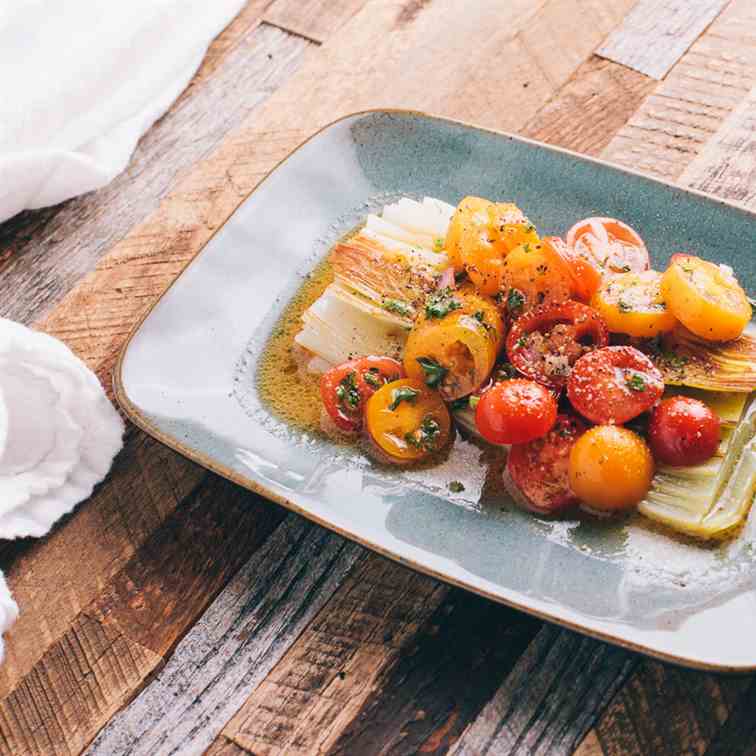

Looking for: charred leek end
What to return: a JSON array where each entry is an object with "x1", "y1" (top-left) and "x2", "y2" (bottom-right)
[
  {"x1": 643, "y1": 323, "x2": 756, "y2": 393},
  {"x1": 638, "y1": 394, "x2": 756, "y2": 539}
]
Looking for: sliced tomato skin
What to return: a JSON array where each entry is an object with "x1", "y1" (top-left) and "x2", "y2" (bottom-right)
[
  {"x1": 320, "y1": 356, "x2": 404, "y2": 431},
  {"x1": 507, "y1": 413, "x2": 589, "y2": 514},
  {"x1": 475, "y1": 379, "x2": 557, "y2": 445},
  {"x1": 566, "y1": 217, "x2": 650, "y2": 276},
  {"x1": 506, "y1": 301, "x2": 609, "y2": 389},
  {"x1": 567, "y1": 346, "x2": 664, "y2": 425},
  {"x1": 648, "y1": 397, "x2": 721, "y2": 467}
]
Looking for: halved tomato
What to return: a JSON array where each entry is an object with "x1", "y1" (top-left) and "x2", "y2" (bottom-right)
[
  {"x1": 507, "y1": 413, "x2": 589, "y2": 514},
  {"x1": 321, "y1": 356, "x2": 404, "y2": 431},
  {"x1": 365, "y1": 378, "x2": 452, "y2": 462},
  {"x1": 660, "y1": 253, "x2": 751, "y2": 341},
  {"x1": 567, "y1": 346, "x2": 664, "y2": 425},
  {"x1": 500, "y1": 241, "x2": 572, "y2": 315},
  {"x1": 542, "y1": 236, "x2": 602, "y2": 303},
  {"x1": 506, "y1": 301, "x2": 609, "y2": 388},
  {"x1": 566, "y1": 217, "x2": 650, "y2": 276}
]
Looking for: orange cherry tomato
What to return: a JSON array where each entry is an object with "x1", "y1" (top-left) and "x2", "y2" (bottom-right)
[
  {"x1": 321, "y1": 356, "x2": 404, "y2": 431},
  {"x1": 568, "y1": 426, "x2": 654, "y2": 512},
  {"x1": 475, "y1": 379, "x2": 557, "y2": 445},
  {"x1": 542, "y1": 236, "x2": 602, "y2": 303},
  {"x1": 567, "y1": 346, "x2": 664, "y2": 425},
  {"x1": 566, "y1": 217, "x2": 650, "y2": 276},
  {"x1": 507, "y1": 413, "x2": 589, "y2": 514}
]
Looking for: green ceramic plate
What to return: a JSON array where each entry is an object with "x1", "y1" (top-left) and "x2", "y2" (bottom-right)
[{"x1": 116, "y1": 111, "x2": 756, "y2": 671}]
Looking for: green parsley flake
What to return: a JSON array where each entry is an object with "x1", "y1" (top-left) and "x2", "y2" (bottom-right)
[
  {"x1": 425, "y1": 288, "x2": 462, "y2": 319},
  {"x1": 469, "y1": 395, "x2": 481, "y2": 409},
  {"x1": 507, "y1": 288, "x2": 526, "y2": 315},
  {"x1": 448, "y1": 481, "x2": 465, "y2": 493},
  {"x1": 625, "y1": 372, "x2": 646, "y2": 392},
  {"x1": 336, "y1": 372, "x2": 360, "y2": 409},
  {"x1": 433, "y1": 237, "x2": 444, "y2": 252},
  {"x1": 416, "y1": 356, "x2": 448, "y2": 388},
  {"x1": 405, "y1": 415, "x2": 441, "y2": 451},
  {"x1": 617, "y1": 300, "x2": 633, "y2": 313},
  {"x1": 389, "y1": 386, "x2": 420, "y2": 411},
  {"x1": 382, "y1": 299, "x2": 413, "y2": 317},
  {"x1": 363, "y1": 369, "x2": 382, "y2": 388}
]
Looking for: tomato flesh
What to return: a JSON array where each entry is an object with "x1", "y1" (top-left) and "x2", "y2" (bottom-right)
[
  {"x1": 648, "y1": 396, "x2": 721, "y2": 467},
  {"x1": 567, "y1": 346, "x2": 664, "y2": 425},
  {"x1": 475, "y1": 379, "x2": 557, "y2": 445},
  {"x1": 507, "y1": 413, "x2": 588, "y2": 514},
  {"x1": 321, "y1": 356, "x2": 404, "y2": 431},
  {"x1": 506, "y1": 301, "x2": 609, "y2": 388},
  {"x1": 566, "y1": 217, "x2": 649, "y2": 276},
  {"x1": 542, "y1": 236, "x2": 602, "y2": 303}
]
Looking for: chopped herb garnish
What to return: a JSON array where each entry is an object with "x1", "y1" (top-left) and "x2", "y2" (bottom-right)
[
  {"x1": 495, "y1": 362, "x2": 518, "y2": 380},
  {"x1": 474, "y1": 310, "x2": 485, "y2": 323},
  {"x1": 625, "y1": 373, "x2": 647, "y2": 392},
  {"x1": 389, "y1": 386, "x2": 420, "y2": 411},
  {"x1": 336, "y1": 372, "x2": 361, "y2": 409},
  {"x1": 363, "y1": 369, "x2": 383, "y2": 388},
  {"x1": 450, "y1": 397, "x2": 469, "y2": 411},
  {"x1": 425, "y1": 287, "x2": 462, "y2": 319},
  {"x1": 448, "y1": 480, "x2": 465, "y2": 493},
  {"x1": 405, "y1": 415, "x2": 441, "y2": 451},
  {"x1": 433, "y1": 237, "x2": 444, "y2": 252},
  {"x1": 454, "y1": 269, "x2": 468, "y2": 284},
  {"x1": 526, "y1": 224, "x2": 537, "y2": 234},
  {"x1": 506, "y1": 288, "x2": 525, "y2": 316},
  {"x1": 469, "y1": 394, "x2": 481, "y2": 409},
  {"x1": 383, "y1": 298, "x2": 413, "y2": 317},
  {"x1": 618, "y1": 300, "x2": 633, "y2": 313},
  {"x1": 523, "y1": 243, "x2": 531, "y2": 253},
  {"x1": 417, "y1": 356, "x2": 448, "y2": 388},
  {"x1": 515, "y1": 335, "x2": 528, "y2": 349}
]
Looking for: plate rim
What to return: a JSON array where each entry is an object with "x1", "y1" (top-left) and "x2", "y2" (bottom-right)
[{"x1": 113, "y1": 108, "x2": 756, "y2": 673}]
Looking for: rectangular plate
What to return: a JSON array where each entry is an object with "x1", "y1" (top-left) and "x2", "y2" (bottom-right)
[{"x1": 116, "y1": 111, "x2": 756, "y2": 671}]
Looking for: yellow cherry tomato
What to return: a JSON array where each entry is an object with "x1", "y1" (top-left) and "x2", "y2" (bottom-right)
[
  {"x1": 568, "y1": 426, "x2": 654, "y2": 512},
  {"x1": 365, "y1": 379, "x2": 451, "y2": 462},
  {"x1": 501, "y1": 241, "x2": 572, "y2": 315},
  {"x1": 660, "y1": 254, "x2": 751, "y2": 342},
  {"x1": 404, "y1": 291, "x2": 503, "y2": 399},
  {"x1": 591, "y1": 270, "x2": 677, "y2": 337},
  {"x1": 445, "y1": 196, "x2": 492, "y2": 272}
]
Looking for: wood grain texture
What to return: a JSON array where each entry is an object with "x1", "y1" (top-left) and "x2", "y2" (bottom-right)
[
  {"x1": 264, "y1": 0, "x2": 369, "y2": 42},
  {"x1": 523, "y1": 56, "x2": 655, "y2": 156},
  {"x1": 597, "y1": 0, "x2": 729, "y2": 80},
  {"x1": 449, "y1": 627, "x2": 636, "y2": 756},
  {"x1": 680, "y1": 84, "x2": 756, "y2": 209},
  {"x1": 602, "y1": 0, "x2": 756, "y2": 181},
  {"x1": 0, "y1": 23, "x2": 310, "y2": 326},
  {"x1": 86, "y1": 517, "x2": 362, "y2": 755},
  {"x1": 0, "y1": 477, "x2": 286, "y2": 756}
]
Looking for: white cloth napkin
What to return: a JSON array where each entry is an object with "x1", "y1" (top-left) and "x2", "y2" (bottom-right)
[{"x1": 0, "y1": 0, "x2": 245, "y2": 223}]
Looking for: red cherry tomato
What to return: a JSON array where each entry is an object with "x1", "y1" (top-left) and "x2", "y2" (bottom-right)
[
  {"x1": 320, "y1": 356, "x2": 404, "y2": 431},
  {"x1": 567, "y1": 346, "x2": 664, "y2": 425},
  {"x1": 566, "y1": 217, "x2": 650, "y2": 276},
  {"x1": 542, "y1": 236, "x2": 602, "y2": 303},
  {"x1": 506, "y1": 301, "x2": 609, "y2": 389},
  {"x1": 507, "y1": 413, "x2": 589, "y2": 514},
  {"x1": 648, "y1": 397, "x2": 721, "y2": 467},
  {"x1": 475, "y1": 379, "x2": 557, "y2": 445}
]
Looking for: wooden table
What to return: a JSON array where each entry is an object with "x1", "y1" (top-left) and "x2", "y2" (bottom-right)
[{"x1": 1, "y1": 1, "x2": 755, "y2": 753}]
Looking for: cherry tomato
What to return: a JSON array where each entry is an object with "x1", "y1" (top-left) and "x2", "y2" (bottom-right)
[
  {"x1": 500, "y1": 241, "x2": 572, "y2": 314},
  {"x1": 507, "y1": 413, "x2": 589, "y2": 514},
  {"x1": 591, "y1": 270, "x2": 677, "y2": 338},
  {"x1": 567, "y1": 346, "x2": 664, "y2": 425},
  {"x1": 569, "y1": 426, "x2": 654, "y2": 512},
  {"x1": 506, "y1": 301, "x2": 609, "y2": 388},
  {"x1": 660, "y1": 253, "x2": 751, "y2": 342},
  {"x1": 321, "y1": 356, "x2": 404, "y2": 431},
  {"x1": 648, "y1": 396, "x2": 721, "y2": 467},
  {"x1": 566, "y1": 217, "x2": 650, "y2": 276},
  {"x1": 542, "y1": 236, "x2": 602, "y2": 303},
  {"x1": 365, "y1": 378, "x2": 451, "y2": 462},
  {"x1": 475, "y1": 379, "x2": 557, "y2": 445}
]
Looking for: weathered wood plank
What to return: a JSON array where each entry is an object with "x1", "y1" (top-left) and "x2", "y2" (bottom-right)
[
  {"x1": 573, "y1": 730, "x2": 606, "y2": 756},
  {"x1": 702, "y1": 677, "x2": 756, "y2": 756},
  {"x1": 0, "y1": 23, "x2": 310, "y2": 326},
  {"x1": 0, "y1": 477, "x2": 286, "y2": 755},
  {"x1": 597, "y1": 0, "x2": 730, "y2": 80},
  {"x1": 523, "y1": 56, "x2": 655, "y2": 156},
  {"x1": 86, "y1": 517, "x2": 362, "y2": 755},
  {"x1": 602, "y1": 0, "x2": 756, "y2": 180},
  {"x1": 264, "y1": 0, "x2": 369, "y2": 43},
  {"x1": 680, "y1": 84, "x2": 756, "y2": 209},
  {"x1": 449, "y1": 627, "x2": 637, "y2": 756}
]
